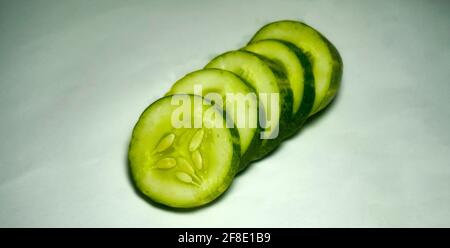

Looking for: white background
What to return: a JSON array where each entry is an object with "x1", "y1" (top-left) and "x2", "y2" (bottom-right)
[{"x1": 0, "y1": 0, "x2": 449, "y2": 227}]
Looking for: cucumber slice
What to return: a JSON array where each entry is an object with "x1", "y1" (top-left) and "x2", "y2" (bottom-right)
[
  {"x1": 128, "y1": 95, "x2": 240, "y2": 208},
  {"x1": 250, "y1": 20, "x2": 343, "y2": 115},
  {"x1": 205, "y1": 51, "x2": 293, "y2": 160},
  {"x1": 166, "y1": 68, "x2": 260, "y2": 168},
  {"x1": 243, "y1": 40, "x2": 315, "y2": 135}
]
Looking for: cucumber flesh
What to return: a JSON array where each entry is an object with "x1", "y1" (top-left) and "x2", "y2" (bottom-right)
[
  {"x1": 128, "y1": 95, "x2": 240, "y2": 208},
  {"x1": 243, "y1": 40, "x2": 315, "y2": 135},
  {"x1": 166, "y1": 68, "x2": 260, "y2": 168},
  {"x1": 250, "y1": 20, "x2": 343, "y2": 115},
  {"x1": 205, "y1": 51, "x2": 293, "y2": 160}
]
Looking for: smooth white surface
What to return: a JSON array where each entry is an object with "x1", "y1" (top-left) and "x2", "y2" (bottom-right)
[{"x1": 0, "y1": 0, "x2": 449, "y2": 227}]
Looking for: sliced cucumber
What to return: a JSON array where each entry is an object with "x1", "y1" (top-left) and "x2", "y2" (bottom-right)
[
  {"x1": 166, "y1": 68, "x2": 260, "y2": 168},
  {"x1": 243, "y1": 40, "x2": 315, "y2": 135},
  {"x1": 250, "y1": 20, "x2": 343, "y2": 115},
  {"x1": 128, "y1": 95, "x2": 240, "y2": 208},
  {"x1": 205, "y1": 51, "x2": 293, "y2": 160},
  {"x1": 128, "y1": 20, "x2": 343, "y2": 208}
]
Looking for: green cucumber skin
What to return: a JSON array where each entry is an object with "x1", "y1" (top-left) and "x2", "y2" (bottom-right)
[
  {"x1": 277, "y1": 41, "x2": 315, "y2": 136},
  {"x1": 128, "y1": 95, "x2": 241, "y2": 208},
  {"x1": 248, "y1": 85, "x2": 292, "y2": 162},
  {"x1": 243, "y1": 51, "x2": 294, "y2": 161},
  {"x1": 317, "y1": 38, "x2": 343, "y2": 112},
  {"x1": 251, "y1": 84, "x2": 293, "y2": 161},
  {"x1": 250, "y1": 20, "x2": 343, "y2": 116},
  {"x1": 244, "y1": 40, "x2": 315, "y2": 138}
]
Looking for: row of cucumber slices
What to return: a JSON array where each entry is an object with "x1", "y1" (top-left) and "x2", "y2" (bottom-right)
[{"x1": 128, "y1": 20, "x2": 343, "y2": 208}]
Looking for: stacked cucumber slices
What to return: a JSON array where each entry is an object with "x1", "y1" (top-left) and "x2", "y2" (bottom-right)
[{"x1": 128, "y1": 20, "x2": 343, "y2": 208}]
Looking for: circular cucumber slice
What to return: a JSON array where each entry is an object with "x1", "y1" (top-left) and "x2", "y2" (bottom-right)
[
  {"x1": 250, "y1": 20, "x2": 343, "y2": 115},
  {"x1": 128, "y1": 95, "x2": 240, "y2": 208},
  {"x1": 244, "y1": 40, "x2": 315, "y2": 136},
  {"x1": 166, "y1": 69, "x2": 260, "y2": 169}
]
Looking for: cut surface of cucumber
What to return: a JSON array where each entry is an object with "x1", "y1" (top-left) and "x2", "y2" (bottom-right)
[
  {"x1": 243, "y1": 40, "x2": 315, "y2": 134},
  {"x1": 205, "y1": 51, "x2": 293, "y2": 160},
  {"x1": 128, "y1": 95, "x2": 240, "y2": 208},
  {"x1": 250, "y1": 20, "x2": 342, "y2": 115},
  {"x1": 166, "y1": 69, "x2": 260, "y2": 168}
]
